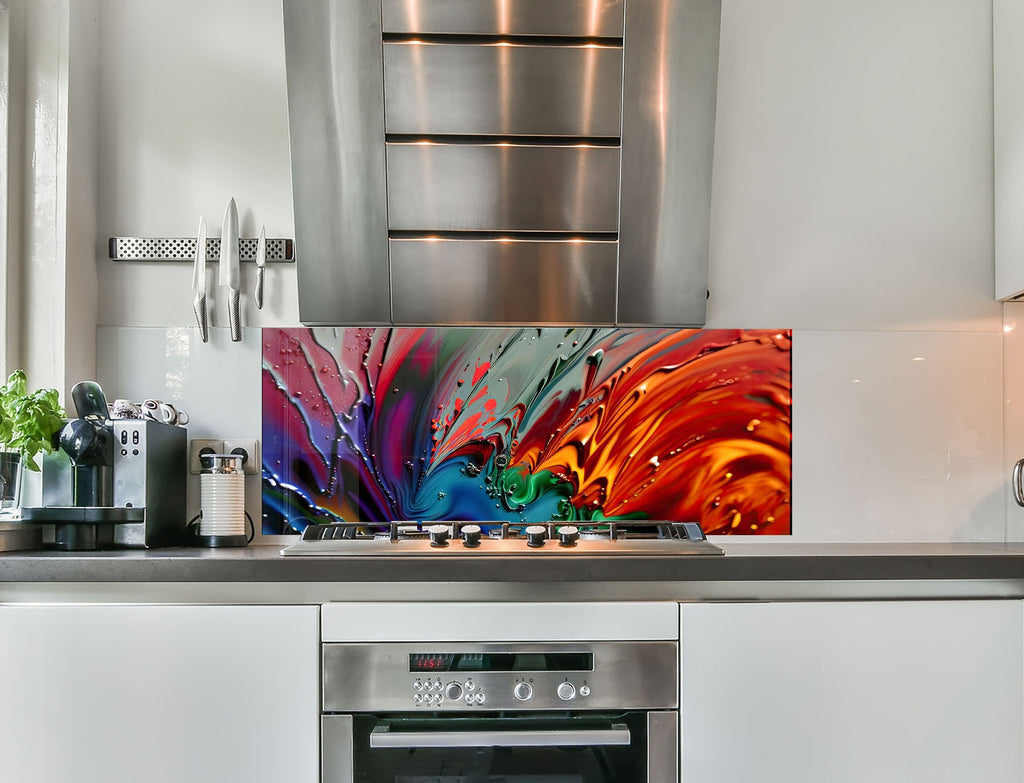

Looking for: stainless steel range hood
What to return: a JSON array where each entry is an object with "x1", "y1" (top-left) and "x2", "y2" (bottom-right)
[{"x1": 284, "y1": 0, "x2": 721, "y2": 326}]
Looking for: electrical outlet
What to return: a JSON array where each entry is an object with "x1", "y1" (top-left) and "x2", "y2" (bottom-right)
[
  {"x1": 189, "y1": 438, "x2": 224, "y2": 474},
  {"x1": 223, "y1": 438, "x2": 260, "y2": 475}
]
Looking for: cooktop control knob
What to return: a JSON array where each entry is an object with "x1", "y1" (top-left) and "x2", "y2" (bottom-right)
[
  {"x1": 427, "y1": 524, "x2": 450, "y2": 548},
  {"x1": 557, "y1": 682, "x2": 576, "y2": 701},
  {"x1": 461, "y1": 524, "x2": 482, "y2": 548},
  {"x1": 557, "y1": 525, "x2": 579, "y2": 547},
  {"x1": 514, "y1": 682, "x2": 533, "y2": 701},
  {"x1": 525, "y1": 525, "x2": 547, "y2": 548},
  {"x1": 445, "y1": 682, "x2": 463, "y2": 701}
]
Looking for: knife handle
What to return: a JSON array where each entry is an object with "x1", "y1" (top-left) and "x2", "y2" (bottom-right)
[
  {"x1": 255, "y1": 267, "x2": 265, "y2": 310},
  {"x1": 193, "y1": 296, "x2": 209, "y2": 343},
  {"x1": 228, "y1": 289, "x2": 241, "y2": 342}
]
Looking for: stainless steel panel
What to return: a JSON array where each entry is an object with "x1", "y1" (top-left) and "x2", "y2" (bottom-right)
[
  {"x1": 0, "y1": 522, "x2": 42, "y2": 553},
  {"x1": 111, "y1": 420, "x2": 187, "y2": 548},
  {"x1": 284, "y1": 0, "x2": 392, "y2": 325},
  {"x1": 383, "y1": 42, "x2": 623, "y2": 137},
  {"x1": 389, "y1": 238, "x2": 617, "y2": 324},
  {"x1": 647, "y1": 711, "x2": 679, "y2": 783},
  {"x1": 369, "y1": 723, "x2": 631, "y2": 748},
  {"x1": 283, "y1": 528, "x2": 723, "y2": 555},
  {"x1": 322, "y1": 714, "x2": 354, "y2": 783},
  {"x1": 322, "y1": 641, "x2": 678, "y2": 712},
  {"x1": 386, "y1": 143, "x2": 620, "y2": 231},
  {"x1": 617, "y1": 0, "x2": 721, "y2": 326},
  {"x1": 382, "y1": 0, "x2": 624, "y2": 37}
]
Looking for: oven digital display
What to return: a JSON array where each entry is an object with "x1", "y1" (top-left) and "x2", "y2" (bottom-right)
[{"x1": 409, "y1": 652, "x2": 594, "y2": 673}]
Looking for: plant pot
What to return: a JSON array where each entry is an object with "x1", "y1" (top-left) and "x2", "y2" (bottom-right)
[{"x1": 0, "y1": 451, "x2": 23, "y2": 516}]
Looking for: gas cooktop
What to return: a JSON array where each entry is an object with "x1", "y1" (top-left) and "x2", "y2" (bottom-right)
[{"x1": 279, "y1": 520, "x2": 723, "y2": 557}]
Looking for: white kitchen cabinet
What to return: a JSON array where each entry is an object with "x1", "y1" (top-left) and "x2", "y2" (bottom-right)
[
  {"x1": 0, "y1": 604, "x2": 319, "y2": 783},
  {"x1": 679, "y1": 601, "x2": 1023, "y2": 783},
  {"x1": 996, "y1": 0, "x2": 1024, "y2": 300}
]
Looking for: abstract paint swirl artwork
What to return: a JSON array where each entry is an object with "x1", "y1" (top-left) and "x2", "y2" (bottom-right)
[{"x1": 262, "y1": 328, "x2": 792, "y2": 535}]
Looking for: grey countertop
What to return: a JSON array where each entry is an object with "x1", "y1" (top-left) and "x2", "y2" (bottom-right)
[{"x1": 2, "y1": 542, "x2": 1024, "y2": 603}]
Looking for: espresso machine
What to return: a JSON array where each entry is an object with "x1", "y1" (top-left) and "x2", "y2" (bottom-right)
[{"x1": 22, "y1": 381, "x2": 187, "y2": 550}]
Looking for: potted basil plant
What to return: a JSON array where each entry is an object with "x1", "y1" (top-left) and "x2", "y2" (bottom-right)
[{"x1": 0, "y1": 370, "x2": 65, "y2": 514}]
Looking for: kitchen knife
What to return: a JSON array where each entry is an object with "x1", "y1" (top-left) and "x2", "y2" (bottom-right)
[
  {"x1": 254, "y1": 224, "x2": 266, "y2": 310},
  {"x1": 192, "y1": 216, "x2": 209, "y2": 342},
  {"x1": 219, "y1": 197, "x2": 241, "y2": 341}
]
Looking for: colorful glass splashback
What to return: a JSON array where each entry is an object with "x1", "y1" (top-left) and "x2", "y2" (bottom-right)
[{"x1": 262, "y1": 327, "x2": 792, "y2": 535}]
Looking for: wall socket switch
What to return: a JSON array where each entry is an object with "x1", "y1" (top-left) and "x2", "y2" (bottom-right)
[
  {"x1": 223, "y1": 438, "x2": 260, "y2": 475},
  {"x1": 188, "y1": 439, "x2": 224, "y2": 474}
]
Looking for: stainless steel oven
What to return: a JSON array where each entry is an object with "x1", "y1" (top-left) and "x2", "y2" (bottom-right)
[{"x1": 321, "y1": 641, "x2": 678, "y2": 782}]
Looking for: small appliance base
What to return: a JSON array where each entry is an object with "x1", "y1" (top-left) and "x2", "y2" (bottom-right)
[{"x1": 193, "y1": 533, "x2": 248, "y2": 548}]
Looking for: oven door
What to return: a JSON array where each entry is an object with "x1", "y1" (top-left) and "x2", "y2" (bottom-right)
[{"x1": 323, "y1": 711, "x2": 677, "y2": 783}]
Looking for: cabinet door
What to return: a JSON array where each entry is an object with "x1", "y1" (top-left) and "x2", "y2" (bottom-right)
[
  {"x1": 996, "y1": 0, "x2": 1024, "y2": 300},
  {"x1": 680, "y1": 601, "x2": 1023, "y2": 783},
  {"x1": 0, "y1": 604, "x2": 319, "y2": 783}
]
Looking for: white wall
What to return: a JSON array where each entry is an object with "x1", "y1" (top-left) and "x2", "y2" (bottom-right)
[
  {"x1": 91, "y1": 0, "x2": 1006, "y2": 542},
  {"x1": 706, "y1": 0, "x2": 1004, "y2": 542},
  {"x1": 96, "y1": 0, "x2": 296, "y2": 328}
]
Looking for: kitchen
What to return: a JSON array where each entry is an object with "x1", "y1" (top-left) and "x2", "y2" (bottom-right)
[{"x1": 1, "y1": 0, "x2": 1022, "y2": 782}]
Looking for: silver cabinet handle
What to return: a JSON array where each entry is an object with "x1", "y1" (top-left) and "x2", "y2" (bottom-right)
[
  {"x1": 1014, "y1": 459, "x2": 1024, "y2": 507},
  {"x1": 369, "y1": 723, "x2": 631, "y2": 749}
]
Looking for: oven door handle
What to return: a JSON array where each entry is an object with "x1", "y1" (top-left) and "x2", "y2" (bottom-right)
[{"x1": 369, "y1": 723, "x2": 631, "y2": 749}]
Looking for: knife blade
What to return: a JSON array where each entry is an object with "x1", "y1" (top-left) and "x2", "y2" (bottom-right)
[
  {"x1": 219, "y1": 197, "x2": 241, "y2": 342},
  {"x1": 254, "y1": 224, "x2": 266, "y2": 310},
  {"x1": 192, "y1": 217, "x2": 209, "y2": 342}
]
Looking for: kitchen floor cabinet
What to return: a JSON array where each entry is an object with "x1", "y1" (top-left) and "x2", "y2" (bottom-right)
[
  {"x1": 0, "y1": 604, "x2": 319, "y2": 783},
  {"x1": 679, "y1": 600, "x2": 1023, "y2": 783}
]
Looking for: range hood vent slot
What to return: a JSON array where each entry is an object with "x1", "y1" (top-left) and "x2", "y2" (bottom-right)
[{"x1": 381, "y1": 33, "x2": 625, "y2": 46}]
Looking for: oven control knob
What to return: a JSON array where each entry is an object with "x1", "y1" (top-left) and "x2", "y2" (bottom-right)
[
  {"x1": 525, "y1": 525, "x2": 547, "y2": 548},
  {"x1": 556, "y1": 682, "x2": 576, "y2": 701},
  {"x1": 445, "y1": 682, "x2": 464, "y2": 701},
  {"x1": 428, "y1": 524, "x2": 450, "y2": 547},
  {"x1": 557, "y1": 525, "x2": 579, "y2": 547},
  {"x1": 579, "y1": 685, "x2": 591, "y2": 697},
  {"x1": 461, "y1": 524, "x2": 482, "y2": 548},
  {"x1": 513, "y1": 682, "x2": 533, "y2": 701}
]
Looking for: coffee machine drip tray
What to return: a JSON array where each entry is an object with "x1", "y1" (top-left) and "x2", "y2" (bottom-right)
[
  {"x1": 22, "y1": 507, "x2": 145, "y2": 523},
  {"x1": 21, "y1": 506, "x2": 146, "y2": 551}
]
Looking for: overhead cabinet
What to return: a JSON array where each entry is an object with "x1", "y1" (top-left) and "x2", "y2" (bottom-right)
[
  {"x1": 284, "y1": 0, "x2": 721, "y2": 326},
  {"x1": 995, "y1": 0, "x2": 1024, "y2": 300}
]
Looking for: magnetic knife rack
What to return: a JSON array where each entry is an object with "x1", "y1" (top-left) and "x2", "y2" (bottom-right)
[{"x1": 108, "y1": 237, "x2": 295, "y2": 263}]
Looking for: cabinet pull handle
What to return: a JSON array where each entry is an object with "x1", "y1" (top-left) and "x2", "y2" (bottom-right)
[{"x1": 1013, "y1": 458, "x2": 1024, "y2": 507}]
